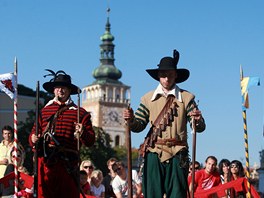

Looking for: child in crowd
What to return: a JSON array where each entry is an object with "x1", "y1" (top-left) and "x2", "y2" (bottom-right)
[
  {"x1": 80, "y1": 170, "x2": 91, "y2": 196},
  {"x1": 90, "y1": 170, "x2": 105, "y2": 198}
]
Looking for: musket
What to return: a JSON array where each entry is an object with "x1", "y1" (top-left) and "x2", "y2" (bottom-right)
[
  {"x1": 76, "y1": 88, "x2": 86, "y2": 198},
  {"x1": 33, "y1": 81, "x2": 39, "y2": 198},
  {"x1": 77, "y1": 87, "x2": 80, "y2": 151},
  {"x1": 191, "y1": 101, "x2": 199, "y2": 198},
  {"x1": 191, "y1": 117, "x2": 196, "y2": 198},
  {"x1": 125, "y1": 104, "x2": 133, "y2": 198}
]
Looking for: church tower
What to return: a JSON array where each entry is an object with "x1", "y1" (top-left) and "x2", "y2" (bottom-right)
[{"x1": 82, "y1": 8, "x2": 131, "y2": 147}]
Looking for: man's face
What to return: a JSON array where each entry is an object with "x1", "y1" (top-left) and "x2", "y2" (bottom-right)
[
  {"x1": 116, "y1": 165, "x2": 126, "y2": 176},
  {"x1": 205, "y1": 158, "x2": 217, "y2": 174},
  {"x1": 2, "y1": 130, "x2": 13, "y2": 142},
  {"x1": 158, "y1": 70, "x2": 177, "y2": 91},
  {"x1": 54, "y1": 86, "x2": 71, "y2": 102}
]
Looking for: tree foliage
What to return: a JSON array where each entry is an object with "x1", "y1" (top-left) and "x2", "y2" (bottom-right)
[
  {"x1": 18, "y1": 110, "x2": 35, "y2": 174},
  {"x1": 80, "y1": 126, "x2": 116, "y2": 176}
]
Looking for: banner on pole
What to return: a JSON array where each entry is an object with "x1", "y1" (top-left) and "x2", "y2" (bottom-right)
[
  {"x1": 0, "y1": 72, "x2": 15, "y2": 99},
  {"x1": 241, "y1": 76, "x2": 260, "y2": 110}
]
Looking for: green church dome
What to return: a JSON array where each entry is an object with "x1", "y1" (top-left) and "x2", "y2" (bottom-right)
[{"x1": 93, "y1": 64, "x2": 122, "y2": 80}]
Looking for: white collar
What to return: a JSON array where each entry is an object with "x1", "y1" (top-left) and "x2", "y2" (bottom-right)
[
  {"x1": 45, "y1": 96, "x2": 74, "y2": 107},
  {"x1": 151, "y1": 84, "x2": 182, "y2": 102}
]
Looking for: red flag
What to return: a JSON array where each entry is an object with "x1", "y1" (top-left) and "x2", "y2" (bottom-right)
[
  {"x1": 0, "y1": 72, "x2": 15, "y2": 99},
  {"x1": 0, "y1": 172, "x2": 14, "y2": 188},
  {"x1": 0, "y1": 172, "x2": 33, "y2": 189}
]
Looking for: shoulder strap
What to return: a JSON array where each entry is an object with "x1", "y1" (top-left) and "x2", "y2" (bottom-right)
[{"x1": 43, "y1": 105, "x2": 72, "y2": 134}]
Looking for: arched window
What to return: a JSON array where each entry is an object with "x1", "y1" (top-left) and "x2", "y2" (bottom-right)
[
  {"x1": 115, "y1": 88, "x2": 120, "y2": 102},
  {"x1": 108, "y1": 88, "x2": 113, "y2": 102},
  {"x1": 115, "y1": 135, "x2": 120, "y2": 147}
]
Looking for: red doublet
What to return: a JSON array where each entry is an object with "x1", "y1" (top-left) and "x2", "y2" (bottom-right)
[{"x1": 29, "y1": 102, "x2": 95, "y2": 198}]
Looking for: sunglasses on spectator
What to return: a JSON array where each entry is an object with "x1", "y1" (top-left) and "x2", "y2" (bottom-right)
[
  {"x1": 12, "y1": 155, "x2": 21, "y2": 158},
  {"x1": 114, "y1": 167, "x2": 122, "y2": 173},
  {"x1": 84, "y1": 166, "x2": 94, "y2": 169},
  {"x1": 230, "y1": 164, "x2": 238, "y2": 168}
]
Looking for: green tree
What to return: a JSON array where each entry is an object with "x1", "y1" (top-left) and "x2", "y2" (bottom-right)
[
  {"x1": 80, "y1": 126, "x2": 116, "y2": 176},
  {"x1": 18, "y1": 110, "x2": 35, "y2": 174}
]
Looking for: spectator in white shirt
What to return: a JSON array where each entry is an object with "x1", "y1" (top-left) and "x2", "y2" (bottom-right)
[{"x1": 111, "y1": 161, "x2": 142, "y2": 198}]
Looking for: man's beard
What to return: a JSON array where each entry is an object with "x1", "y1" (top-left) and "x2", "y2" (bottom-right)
[{"x1": 55, "y1": 95, "x2": 64, "y2": 102}]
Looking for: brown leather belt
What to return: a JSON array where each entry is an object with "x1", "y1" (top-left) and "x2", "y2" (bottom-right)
[
  {"x1": 47, "y1": 144, "x2": 79, "y2": 155},
  {"x1": 155, "y1": 138, "x2": 187, "y2": 147}
]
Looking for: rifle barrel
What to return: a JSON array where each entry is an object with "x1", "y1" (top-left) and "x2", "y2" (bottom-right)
[
  {"x1": 125, "y1": 104, "x2": 133, "y2": 198},
  {"x1": 33, "y1": 81, "x2": 40, "y2": 198}
]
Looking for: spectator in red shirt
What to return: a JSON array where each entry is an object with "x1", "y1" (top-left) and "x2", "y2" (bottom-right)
[{"x1": 189, "y1": 156, "x2": 221, "y2": 197}]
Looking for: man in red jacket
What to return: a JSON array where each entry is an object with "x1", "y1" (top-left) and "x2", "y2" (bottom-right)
[{"x1": 29, "y1": 70, "x2": 95, "y2": 198}]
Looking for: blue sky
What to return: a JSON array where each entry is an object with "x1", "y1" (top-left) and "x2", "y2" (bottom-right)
[{"x1": 0, "y1": 1, "x2": 263, "y2": 167}]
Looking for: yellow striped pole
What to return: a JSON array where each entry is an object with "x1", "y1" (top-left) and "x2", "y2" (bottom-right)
[
  {"x1": 240, "y1": 65, "x2": 261, "y2": 197},
  {"x1": 242, "y1": 110, "x2": 251, "y2": 198},
  {"x1": 241, "y1": 65, "x2": 250, "y2": 197}
]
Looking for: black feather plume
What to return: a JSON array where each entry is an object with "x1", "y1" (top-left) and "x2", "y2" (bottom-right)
[{"x1": 43, "y1": 69, "x2": 56, "y2": 78}]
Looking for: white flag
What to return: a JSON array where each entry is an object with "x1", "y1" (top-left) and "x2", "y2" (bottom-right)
[{"x1": 0, "y1": 73, "x2": 15, "y2": 99}]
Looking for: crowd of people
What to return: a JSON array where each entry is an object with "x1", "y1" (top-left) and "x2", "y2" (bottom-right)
[
  {"x1": 77, "y1": 155, "x2": 258, "y2": 198},
  {"x1": 0, "y1": 125, "x2": 33, "y2": 197},
  {"x1": 187, "y1": 156, "x2": 251, "y2": 198},
  {"x1": 0, "y1": 128, "x2": 257, "y2": 198}
]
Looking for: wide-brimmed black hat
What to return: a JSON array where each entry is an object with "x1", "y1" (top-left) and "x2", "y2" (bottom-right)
[
  {"x1": 43, "y1": 69, "x2": 80, "y2": 95},
  {"x1": 146, "y1": 49, "x2": 190, "y2": 83}
]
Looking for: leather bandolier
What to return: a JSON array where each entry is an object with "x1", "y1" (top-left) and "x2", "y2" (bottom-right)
[
  {"x1": 37, "y1": 104, "x2": 85, "y2": 197},
  {"x1": 139, "y1": 95, "x2": 187, "y2": 158},
  {"x1": 37, "y1": 104, "x2": 79, "y2": 168}
]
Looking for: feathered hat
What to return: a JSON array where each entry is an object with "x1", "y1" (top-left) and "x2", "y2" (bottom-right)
[
  {"x1": 146, "y1": 49, "x2": 190, "y2": 83},
  {"x1": 42, "y1": 69, "x2": 80, "y2": 95}
]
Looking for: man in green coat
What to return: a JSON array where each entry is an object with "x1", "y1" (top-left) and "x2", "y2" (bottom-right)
[{"x1": 123, "y1": 49, "x2": 206, "y2": 198}]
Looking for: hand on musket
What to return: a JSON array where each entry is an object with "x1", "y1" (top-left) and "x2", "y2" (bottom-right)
[
  {"x1": 123, "y1": 106, "x2": 134, "y2": 122},
  {"x1": 74, "y1": 123, "x2": 83, "y2": 138},
  {"x1": 31, "y1": 134, "x2": 41, "y2": 144},
  {"x1": 190, "y1": 109, "x2": 202, "y2": 123}
]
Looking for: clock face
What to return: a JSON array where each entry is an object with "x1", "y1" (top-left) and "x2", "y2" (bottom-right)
[
  {"x1": 102, "y1": 107, "x2": 122, "y2": 127},
  {"x1": 108, "y1": 110, "x2": 119, "y2": 122}
]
